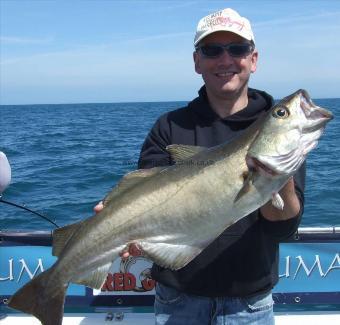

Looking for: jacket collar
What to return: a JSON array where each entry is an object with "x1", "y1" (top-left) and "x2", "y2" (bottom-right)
[{"x1": 189, "y1": 86, "x2": 274, "y2": 123}]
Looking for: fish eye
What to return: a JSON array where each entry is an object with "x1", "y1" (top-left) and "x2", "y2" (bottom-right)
[{"x1": 272, "y1": 106, "x2": 290, "y2": 119}]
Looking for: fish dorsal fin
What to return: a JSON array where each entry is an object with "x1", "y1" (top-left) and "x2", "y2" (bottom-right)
[
  {"x1": 166, "y1": 144, "x2": 207, "y2": 163},
  {"x1": 103, "y1": 167, "x2": 166, "y2": 206},
  {"x1": 52, "y1": 220, "x2": 83, "y2": 256}
]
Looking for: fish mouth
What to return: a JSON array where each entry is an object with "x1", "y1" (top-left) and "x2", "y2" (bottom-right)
[
  {"x1": 299, "y1": 90, "x2": 333, "y2": 132},
  {"x1": 281, "y1": 89, "x2": 333, "y2": 133},
  {"x1": 297, "y1": 90, "x2": 333, "y2": 156}
]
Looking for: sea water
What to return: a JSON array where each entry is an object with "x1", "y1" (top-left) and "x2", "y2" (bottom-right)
[{"x1": 0, "y1": 99, "x2": 339, "y2": 230}]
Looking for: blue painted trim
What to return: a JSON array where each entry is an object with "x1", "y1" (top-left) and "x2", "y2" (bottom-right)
[
  {"x1": 1, "y1": 231, "x2": 339, "y2": 307},
  {"x1": 273, "y1": 292, "x2": 340, "y2": 304}
]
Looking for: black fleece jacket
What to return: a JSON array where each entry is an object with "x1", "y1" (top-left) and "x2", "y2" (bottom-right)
[{"x1": 138, "y1": 86, "x2": 305, "y2": 297}]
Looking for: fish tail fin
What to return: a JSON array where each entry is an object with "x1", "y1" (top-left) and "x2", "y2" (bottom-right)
[{"x1": 8, "y1": 268, "x2": 67, "y2": 325}]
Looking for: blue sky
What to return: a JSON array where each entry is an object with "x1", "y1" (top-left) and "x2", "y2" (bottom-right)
[{"x1": 1, "y1": 0, "x2": 340, "y2": 104}]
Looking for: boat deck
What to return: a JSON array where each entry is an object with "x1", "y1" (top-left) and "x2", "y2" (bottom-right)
[{"x1": 2, "y1": 311, "x2": 340, "y2": 325}]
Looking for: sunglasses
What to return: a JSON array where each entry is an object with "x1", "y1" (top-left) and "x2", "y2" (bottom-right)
[{"x1": 196, "y1": 42, "x2": 254, "y2": 58}]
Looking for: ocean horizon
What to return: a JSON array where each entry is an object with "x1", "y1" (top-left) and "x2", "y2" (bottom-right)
[{"x1": 1, "y1": 96, "x2": 340, "y2": 107}]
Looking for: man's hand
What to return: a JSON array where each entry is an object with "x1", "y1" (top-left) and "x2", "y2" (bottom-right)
[
  {"x1": 260, "y1": 178, "x2": 301, "y2": 221},
  {"x1": 93, "y1": 200, "x2": 142, "y2": 259},
  {"x1": 93, "y1": 201, "x2": 104, "y2": 214}
]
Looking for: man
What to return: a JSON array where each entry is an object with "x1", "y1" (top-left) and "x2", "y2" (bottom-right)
[{"x1": 96, "y1": 8, "x2": 305, "y2": 325}]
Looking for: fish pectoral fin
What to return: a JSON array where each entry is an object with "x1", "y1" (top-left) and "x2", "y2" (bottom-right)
[
  {"x1": 52, "y1": 220, "x2": 84, "y2": 257},
  {"x1": 103, "y1": 167, "x2": 166, "y2": 205},
  {"x1": 73, "y1": 262, "x2": 113, "y2": 289},
  {"x1": 271, "y1": 192, "x2": 284, "y2": 210},
  {"x1": 138, "y1": 241, "x2": 202, "y2": 271},
  {"x1": 234, "y1": 171, "x2": 254, "y2": 203},
  {"x1": 166, "y1": 144, "x2": 207, "y2": 164}
]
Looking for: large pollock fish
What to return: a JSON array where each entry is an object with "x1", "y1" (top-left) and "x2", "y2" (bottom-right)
[{"x1": 8, "y1": 89, "x2": 333, "y2": 324}]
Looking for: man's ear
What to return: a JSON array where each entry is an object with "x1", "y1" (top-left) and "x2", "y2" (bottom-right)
[
  {"x1": 193, "y1": 51, "x2": 202, "y2": 75},
  {"x1": 250, "y1": 50, "x2": 258, "y2": 73}
]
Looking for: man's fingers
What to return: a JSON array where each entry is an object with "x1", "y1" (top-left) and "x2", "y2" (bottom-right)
[
  {"x1": 120, "y1": 251, "x2": 130, "y2": 259},
  {"x1": 119, "y1": 243, "x2": 143, "y2": 260},
  {"x1": 129, "y1": 244, "x2": 143, "y2": 257}
]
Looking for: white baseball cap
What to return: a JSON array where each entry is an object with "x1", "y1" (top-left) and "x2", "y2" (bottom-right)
[{"x1": 194, "y1": 8, "x2": 255, "y2": 46}]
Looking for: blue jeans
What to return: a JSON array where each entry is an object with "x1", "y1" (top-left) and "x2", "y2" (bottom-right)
[{"x1": 154, "y1": 283, "x2": 274, "y2": 325}]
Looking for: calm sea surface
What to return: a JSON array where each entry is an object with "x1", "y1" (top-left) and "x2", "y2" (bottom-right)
[{"x1": 0, "y1": 99, "x2": 339, "y2": 230}]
